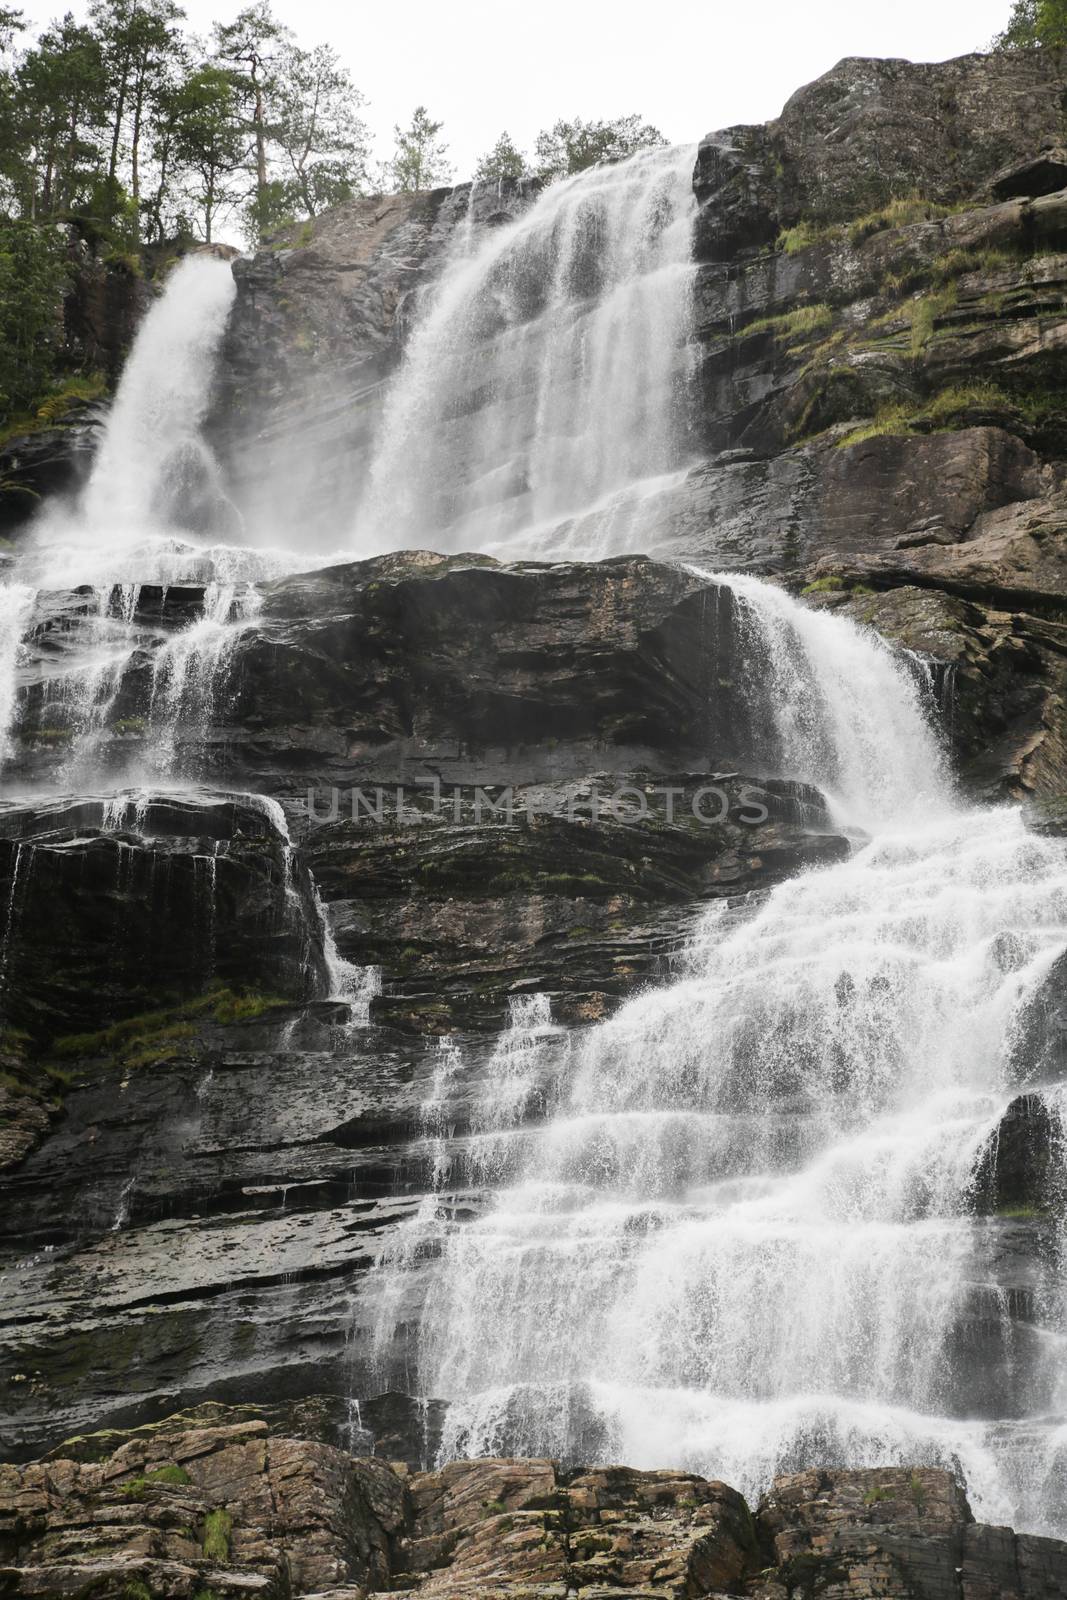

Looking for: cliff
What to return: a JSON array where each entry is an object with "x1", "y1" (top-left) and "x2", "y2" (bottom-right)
[{"x1": 3, "y1": 46, "x2": 1067, "y2": 1596}]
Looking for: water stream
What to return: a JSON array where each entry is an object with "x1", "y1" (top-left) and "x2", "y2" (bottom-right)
[{"x1": 375, "y1": 576, "x2": 1067, "y2": 1538}]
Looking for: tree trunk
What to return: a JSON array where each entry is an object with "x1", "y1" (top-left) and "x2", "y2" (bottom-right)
[{"x1": 108, "y1": 58, "x2": 130, "y2": 188}]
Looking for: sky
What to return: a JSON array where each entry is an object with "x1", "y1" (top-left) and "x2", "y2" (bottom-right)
[{"x1": 21, "y1": 0, "x2": 1013, "y2": 183}]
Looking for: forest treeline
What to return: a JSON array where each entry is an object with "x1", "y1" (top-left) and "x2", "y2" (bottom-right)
[
  {"x1": 0, "y1": 0, "x2": 668, "y2": 427},
  {"x1": 0, "y1": 0, "x2": 1043, "y2": 432},
  {"x1": 0, "y1": 0, "x2": 666, "y2": 247}
]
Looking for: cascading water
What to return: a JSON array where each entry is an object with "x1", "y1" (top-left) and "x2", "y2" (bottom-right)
[
  {"x1": 2, "y1": 256, "x2": 342, "y2": 785},
  {"x1": 374, "y1": 576, "x2": 1067, "y2": 1539},
  {"x1": 355, "y1": 145, "x2": 698, "y2": 559},
  {"x1": 82, "y1": 256, "x2": 239, "y2": 539}
]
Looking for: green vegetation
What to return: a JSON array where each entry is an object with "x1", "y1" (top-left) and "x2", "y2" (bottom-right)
[
  {"x1": 482, "y1": 1499, "x2": 508, "y2": 1516},
  {"x1": 147, "y1": 1462, "x2": 192, "y2": 1484},
  {"x1": 121, "y1": 1582, "x2": 153, "y2": 1600},
  {"x1": 775, "y1": 219, "x2": 834, "y2": 255},
  {"x1": 51, "y1": 984, "x2": 289, "y2": 1068},
  {"x1": 846, "y1": 194, "x2": 960, "y2": 245},
  {"x1": 114, "y1": 1464, "x2": 195, "y2": 1496},
  {"x1": 835, "y1": 381, "x2": 1033, "y2": 449},
  {"x1": 202, "y1": 1507, "x2": 233, "y2": 1562},
  {"x1": 744, "y1": 303, "x2": 833, "y2": 343},
  {"x1": 384, "y1": 105, "x2": 452, "y2": 193},
  {"x1": 800, "y1": 575, "x2": 845, "y2": 594},
  {"x1": 474, "y1": 132, "x2": 527, "y2": 183},
  {"x1": 863, "y1": 1484, "x2": 892, "y2": 1505},
  {"x1": 910, "y1": 284, "x2": 957, "y2": 353},
  {"x1": 996, "y1": 0, "x2": 1067, "y2": 50},
  {"x1": 777, "y1": 193, "x2": 963, "y2": 260},
  {"x1": 528, "y1": 115, "x2": 665, "y2": 183},
  {"x1": 931, "y1": 245, "x2": 1023, "y2": 283},
  {"x1": 0, "y1": 221, "x2": 75, "y2": 423}
]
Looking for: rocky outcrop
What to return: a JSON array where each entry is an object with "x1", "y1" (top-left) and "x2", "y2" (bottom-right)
[
  {"x1": 3, "y1": 1413, "x2": 1066, "y2": 1598},
  {"x1": 0, "y1": 407, "x2": 104, "y2": 538}
]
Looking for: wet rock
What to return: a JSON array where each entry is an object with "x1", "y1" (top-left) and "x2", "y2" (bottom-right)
[
  {"x1": 0, "y1": 410, "x2": 103, "y2": 538},
  {"x1": 973, "y1": 1094, "x2": 1063, "y2": 1218},
  {"x1": 0, "y1": 794, "x2": 325, "y2": 1035}
]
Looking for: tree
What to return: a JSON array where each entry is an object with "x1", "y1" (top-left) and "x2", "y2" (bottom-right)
[
  {"x1": 0, "y1": 9, "x2": 26, "y2": 209},
  {"x1": 91, "y1": 0, "x2": 187, "y2": 237},
  {"x1": 0, "y1": 6, "x2": 23, "y2": 55},
  {"x1": 271, "y1": 40, "x2": 369, "y2": 219},
  {"x1": 213, "y1": 1, "x2": 290, "y2": 240},
  {"x1": 169, "y1": 63, "x2": 244, "y2": 242},
  {"x1": 533, "y1": 114, "x2": 666, "y2": 183},
  {"x1": 15, "y1": 15, "x2": 110, "y2": 218},
  {"x1": 996, "y1": 0, "x2": 1067, "y2": 47},
  {"x1": 474, "y1": 130, "x2": 528, "y2": 183},
  {"x1": 0, "y1": 219, "x2": 71, "y2": 421},
  {"x1": 387, "y1": 104, "x2": 452, "y2": 193}
]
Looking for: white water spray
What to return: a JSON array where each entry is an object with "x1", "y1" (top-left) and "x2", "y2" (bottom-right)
[
  {"x1": 356, "y1": 146, "x2": 698, "y2": 559},
  {"x1": 82, "y1": 256, "x2": 237, "y2": 539}
]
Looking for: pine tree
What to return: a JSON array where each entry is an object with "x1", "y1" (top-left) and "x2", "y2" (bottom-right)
[
  {"x1": 387, "y1": 105, "x2": 452, "y2": 194},
  {"x1": 474, "y1": 131, "x2": 528, "y2": 183}
]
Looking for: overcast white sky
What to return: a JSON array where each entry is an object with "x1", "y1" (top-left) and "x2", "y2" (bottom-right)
[{"x1": 22, "y1": 0, "x2": 1012, "y2": 182}]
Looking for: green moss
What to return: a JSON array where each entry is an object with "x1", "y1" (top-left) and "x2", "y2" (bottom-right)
[
  {"x1": 835, "y1": 380, "x2": 1021, "y2": 449},
  {"x1": 910, "y1": 1473, "x2": 927, "y2": 1509},
  {"x1": 114, "y1": 716, "x2": 146, "y2": 735},
  {"x1": 863, "y1": 1484, "x2": 892, "y2": 1504},
  {"x1": 121, "y1": 1583, "x2": 153, "y2": 1600},
  {"x1": 482, "y1": 1499, "x2": 507, "y2": 1516},
  {"x1": 211, "y1": 990, "x2": 287, "y2": 1025},
  {"x1": 801, "y1": 575, "x2": 845, "y2": 594},
  {"x1": 202, "y1": 1507, "x2": 233, "y2": 1561},
  {"x1": 115, "y1": 1477, "x2": 148, "y2": 1500},
  {"x1": 147, "y1": 1462, "x2": 192, "y2": 1484},
  {"x1": 51, "y1": 986, "x2": 288, "y2": 1068}
]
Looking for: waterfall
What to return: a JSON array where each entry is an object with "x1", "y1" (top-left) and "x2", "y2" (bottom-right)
[
  {"x1": 355, "y1": 145, "x2": 698, "y2": 560},
  {"x1": 702, "y1": 570, "x2": 952, "y2": 833},
  {"x1": 385, "y1": 573, "x2": 1067, "y2": 1540},
  {"x1": 82, "y1": 256, "x2": 238, "y2": 540},
  {"x1": 3, "y1": 258, "x2": 286, "y2": 780},
  {"x1": 0, "y1": 583, "x2": 35, "y2": 761}
]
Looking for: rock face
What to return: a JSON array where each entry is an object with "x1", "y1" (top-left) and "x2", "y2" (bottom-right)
[
  {"x1": 3, "y1": 1411, "x2": 1066, "y2": 1598},
  {"x1": 4, "y1": 45, "x2": 1067, "y2": 1591}
]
